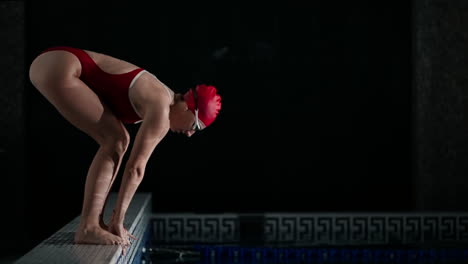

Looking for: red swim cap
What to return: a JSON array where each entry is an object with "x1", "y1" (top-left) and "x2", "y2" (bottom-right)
[{"x1": 184, "y1": 84, "x2": 222, "y2": 129}]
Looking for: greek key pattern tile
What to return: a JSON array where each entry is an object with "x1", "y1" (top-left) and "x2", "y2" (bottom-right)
[
  {"x1": 152, "y1": 214, "x2": 240, "y2": 243},
  {"x1": 264, "y1": 213, "x2": 468, "y2": 245},
  {"x1": 151, "y1": 213, "x2": 468, "y2": 245}
]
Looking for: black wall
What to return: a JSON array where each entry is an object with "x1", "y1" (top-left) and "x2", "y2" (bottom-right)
[
  {"x1": 0, "y1": 0, "x2": 27, "y2": 259},
  {"x1": 1, "y1": 0, "x2": 413, "y2": 256},
  {"x1": 413, "y1": 0, "x2": 468, "y2": 210}
]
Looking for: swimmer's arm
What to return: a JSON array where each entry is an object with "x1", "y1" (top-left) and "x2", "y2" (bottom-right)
[{"x1": 112, "y1": 104, "x2": 169, "y2": 224}]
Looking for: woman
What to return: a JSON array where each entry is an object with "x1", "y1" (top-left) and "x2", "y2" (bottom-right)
[{"x1": 28, "y1": 46, "x2": 222, "y2": 247}]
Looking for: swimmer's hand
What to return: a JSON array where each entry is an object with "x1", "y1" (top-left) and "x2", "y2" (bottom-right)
[{"x1": 108, "y1": 210, "x2": 138, "y2": 246}]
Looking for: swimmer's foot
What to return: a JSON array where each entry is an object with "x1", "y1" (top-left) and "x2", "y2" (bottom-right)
[{"x1": 74, "y1": 225, "x2": 126, "y2": 245}]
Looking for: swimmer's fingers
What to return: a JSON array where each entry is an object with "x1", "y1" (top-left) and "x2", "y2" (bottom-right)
[
  {"x1": 128, "y1": 233, "x2": 137, "y2": 240},
  {"x1": 121, "y1": 244, "x2": 128, "y2": 256},
  {"x1": 124, "y1": 228, "x2": 137, "y2": 240}
]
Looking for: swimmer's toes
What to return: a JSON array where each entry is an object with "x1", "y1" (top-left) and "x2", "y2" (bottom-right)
[{"x1": 75, "y1": 226, "x2": 124, "y2": 245}]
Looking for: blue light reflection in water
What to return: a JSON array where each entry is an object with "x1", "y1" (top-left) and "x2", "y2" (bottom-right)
[{"x1": 143, "y1": 244, "x2": 468, "y2": 264}]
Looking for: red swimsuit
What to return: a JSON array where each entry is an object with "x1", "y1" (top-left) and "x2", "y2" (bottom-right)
[{"x1": 39, "y1": 46, "x2": 145, "y2": 124}]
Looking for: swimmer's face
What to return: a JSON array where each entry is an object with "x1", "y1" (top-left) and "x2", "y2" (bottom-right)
[{"x1": 169, "y1": 95, "x2": 197, "y2": 137}]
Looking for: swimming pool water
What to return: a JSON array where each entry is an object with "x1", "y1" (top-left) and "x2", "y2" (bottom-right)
[{"x1": 141, "y1": 244, "x2": 468, "y2": 264}]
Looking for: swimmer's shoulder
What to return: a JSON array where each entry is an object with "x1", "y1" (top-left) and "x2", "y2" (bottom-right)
[{"x1": 130, "y1": 71, "x2": 173, "y2": 117}]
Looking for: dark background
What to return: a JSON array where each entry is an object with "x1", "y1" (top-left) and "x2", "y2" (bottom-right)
[
  {"x1": 4, "y1": 0, "x2": 447, "y2": 260},
  {"x1": 23, "y1": 0, "x2": 411, "y2": 248}
]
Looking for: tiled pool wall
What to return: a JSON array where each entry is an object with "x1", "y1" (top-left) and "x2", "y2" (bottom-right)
[{"x1": 150, "y1": 213, "x2": 468, "y2": 246}]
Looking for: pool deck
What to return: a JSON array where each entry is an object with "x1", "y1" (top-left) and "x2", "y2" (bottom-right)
[
  {"x1": 15, "y1": 192, "x2": 152, "y2": 264},
  {"x1": 13, "y1": 196, "x2": 468, "y2": 263}
]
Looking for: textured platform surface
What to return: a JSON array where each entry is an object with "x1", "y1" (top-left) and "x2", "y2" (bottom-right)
[{"x1": 15, "y1": 192, "x2": 152, "y2": 264}]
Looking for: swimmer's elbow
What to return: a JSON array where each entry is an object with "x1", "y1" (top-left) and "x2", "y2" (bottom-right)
[{"x1": 127, "y1": 156, "x2": 148, "y2": 170}]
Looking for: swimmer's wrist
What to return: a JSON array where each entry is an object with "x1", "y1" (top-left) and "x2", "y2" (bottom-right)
[{"x1": 112, "y1": 209, "x2": 126, "y2": 224}]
